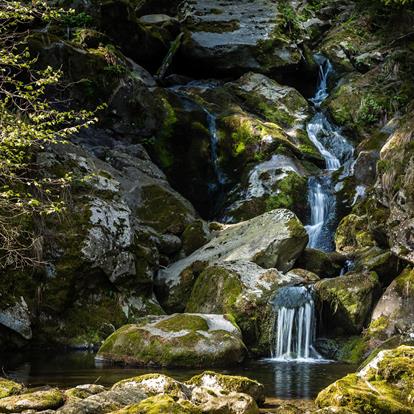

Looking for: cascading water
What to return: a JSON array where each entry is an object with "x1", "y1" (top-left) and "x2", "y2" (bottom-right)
[
  {"x1": 271, "y1": 286, "x2": 322, "y2": 361},
  {"x1": 270, "y1": 57, "x2": 355, "y2": 362},
  {"x1": 305, "y1": 56, "x2": 354, "y2": 251}
]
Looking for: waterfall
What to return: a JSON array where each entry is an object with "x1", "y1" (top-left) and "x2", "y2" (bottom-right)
[
  {"x1": 271, "y1": 286, "x2": 322, "y2": 361},
  {"x1": 305, "y1": 56, "x2": 354, "y2": 251},
  {"x1": 205, "y1": 110, "x2": 226, "y2": 189}
]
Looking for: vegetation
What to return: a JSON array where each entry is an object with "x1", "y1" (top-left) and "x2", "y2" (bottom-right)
[{"x1": 0, "y1": 1, "x2": 97, "y2": 269}]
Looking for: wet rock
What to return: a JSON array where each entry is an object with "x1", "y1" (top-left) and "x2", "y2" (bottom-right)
[
  {"x1": 315, "y1": 271, "x2": 380, "y2": 335},
  {"x1": 185, "y1": 260, "x2": 305, "y2": 355},
  {"x1": 96, "y1": 313, "x2": 246, "y2": 367},
  {"x1": 316, "y1": 346, "x2": 414, "y2": 413},
  {"x1": 156, "y1": 209, "x2": 308, "y2": 312},
  {"x1": 0, "y1": 388, "x2": 64, "y2": 413},
  {"x1": 197, "y1": 392, "x2": 259, "y2": 414}
]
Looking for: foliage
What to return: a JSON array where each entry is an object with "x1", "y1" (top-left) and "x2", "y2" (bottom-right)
[{"x1": 0, "y1": 1, "x2": 97, "y2": 269}]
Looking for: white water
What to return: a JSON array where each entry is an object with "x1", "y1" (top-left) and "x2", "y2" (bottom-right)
[
  {"x1": 206, "y1": 110, "x2": 226, "y2": 189},
  {"x1": 305, "y1": 56, "x2": 354, "y2": 251},
  {"x1": 271, "y1": 286, "x2": 323, "y2": 361}
]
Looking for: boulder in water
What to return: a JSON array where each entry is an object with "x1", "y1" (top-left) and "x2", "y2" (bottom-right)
[
  {"x1": 96, "y1": 313, "x2": 246, "y2": 367},
  {"x1": 156, "y1": 209, "x2": 308, "y2": 312},
  {"x1": 0, "y1": 379, "x2": 24, "y2": 400}
]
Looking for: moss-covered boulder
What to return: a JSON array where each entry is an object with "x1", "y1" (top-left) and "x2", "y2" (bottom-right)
[
  {"x1": 187, "y1": 371, "x2": 265, "y2": 405},
  {"x1": 316, "y1": 346, "x2": 414, "y2": 413},
  {"x1": 109, "y1": 395, "x2": 201, "y2": 414},
  {"x1": 112, "y1": 374, "x2": 190, "y2": 400},
  {"x1": 185, "y1": 260, "x2": 305, "y2": 355},
  {"x1": 365, "y1": 267, "x2": 414, "y2": 351},
  {"x1": 0, "y1": 379, "x2": 23, "y2": 400},
  {"x1": 295, "y1": 248, "x2": 345, "y2": 279},
  {"x1": 0, "y1": 388, "x2": 64, "y2": 413},
  {"x1": 156, "y1": 209, "x2": 308, "y2": 312},
  {"x1": 96, "y1": 313, "x2": 246, "y2": 367},
  {"x1": 314, "y1": 271, "x2": 380, "y2": 335}
]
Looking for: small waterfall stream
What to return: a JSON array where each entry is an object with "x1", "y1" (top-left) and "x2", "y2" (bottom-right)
[
  {"x1": 305, "y1": 56, "x2": 354, "y2": 251},
  {"x1": 271, "y1": 286, "x2": 322, "y2": 361}
]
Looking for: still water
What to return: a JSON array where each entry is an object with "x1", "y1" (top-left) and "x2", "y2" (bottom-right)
[{"x1": 0, "y1": 351, "x2": 356, "y2": 400}]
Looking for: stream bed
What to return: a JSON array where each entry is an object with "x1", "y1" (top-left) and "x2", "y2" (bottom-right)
[{"x1": 0, "y1": 351, "x2": 356, "y2": 400}]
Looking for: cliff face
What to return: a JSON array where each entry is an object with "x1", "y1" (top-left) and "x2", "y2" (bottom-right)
[{"x1": 0, "y1": 0, "x2": 413, "y2": 364}]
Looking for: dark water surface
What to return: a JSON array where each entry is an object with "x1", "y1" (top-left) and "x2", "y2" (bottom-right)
[{"x1": 0, "y1": 351, "x2": 356, "y2": 400}]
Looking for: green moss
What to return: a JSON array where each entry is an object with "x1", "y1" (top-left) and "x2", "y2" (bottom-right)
[
  {"x1": 0, "y1": 379, "x2": 23, "y2": 399},
  {"x1": 0, "y1": 388, "x2": 64, "y2": 412},
  {"x1": 155, "y1": 314, "x2": 209, "y2": 332},
  {"x1": 395, "y1": 268, "x2": 414, "y2": 296},
  {"x1": 111, "y1": 395, "x2": 202, "y2": 414},
  {"x1": 337, "y1": 336, "x2": 368, "y2": 364}
]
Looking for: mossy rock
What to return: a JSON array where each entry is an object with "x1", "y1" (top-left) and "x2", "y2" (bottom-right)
[
  {"x1": 187, "y1": 371, "x2": 265, "y2": 405},
  {"x1": 110, "y1": 395, "x2": 201, "y2": 414},
  {"x1": 181, "y1": 220, "x2": 210, "y2": 256},
  {"x1": 112, "y1": 374, "x2": 190, "y2": 400},
  {"x1": 315, "y1": 271, "x2": 380, "y2": 335},
  {"x1": 0, "y1": 388, "x2": 64, "y2": 413},
  {"x1": 97, "y1": 313, "x2": 246, "y2": 367},
  {"x1": 136, "y1": 184, "x2": 196, "y2": 235},
  {"x1": 295, "y1": 248, "x2": 344, "y2": 279},
  {"x1": 317, "y1": 346, "x2": 414, "y2": 413},
  {"x1": 0, "y1": 379, "x2": 23, "y2": 400}
]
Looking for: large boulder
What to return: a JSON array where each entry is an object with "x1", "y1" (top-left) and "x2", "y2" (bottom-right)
[
  {"x1": 185, "y1": 260, "x2": 305, "y2": 354},
  {"x1": 314, "y1": 271, "x2": 380, "y2": 335},
  {"x1": 156, "y1": 209, "x2": 308, "y2": 312},
  {"x1": 365, "y1": 267, "x2": 414, "y2": 351},
  {"x1": 178, "y1": 0, "x2": 301, "y2": 78},
  {"x1": 295, "y1": 248, "x2": 345, "y2": 279},
  {"x1": 316, "y1": 346, "x2": 414, "y2": 414},
  {"x1": 96, "y1": 313, "x2": 246, "y2": 367}
]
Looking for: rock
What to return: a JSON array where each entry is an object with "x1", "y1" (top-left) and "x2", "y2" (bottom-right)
[
  {"x1": 0, "y1": 297, "x2": 32, "y2": 340},
  {"x1": 374, "y1": 111, "x2": 414, "y2": 264},
  {"x1": 316, "y1": 346, "x2": 414, "y2": 413},
  {"x1": 286, "y1": 268, "x2": 321, "y2": 283},
  {"x1": 112, "y1": 374, "x2": 191, "y2": 400},
  {"x1": 109, "y1": 395, "x2": 201, "y2": 414},
  {"x1": 197, "y1": 392, "x2": 259, "y2": 414},
  {"x1": 64, "y1": 384, "x2": 106, "y2": 400},
  {"x1": 352, "y1": 246, "x2": 401, "y2": 286},
  {"x1": 365, "y1": 267, "x2": 414, "y2": 349},
  {"x1": 0, "y1": 388, "x2": 64, "y2": 413},
  {"x1": 314, "y1": 271, "x2": 380, "y2": 335},
  {"x1": 156, "y1": 209, "x2": 308, "y2": 312},
  {"x1": 57, "y1": 387, "x2": 148, "y2": 414},
  {"x1": 185, "y1": 260, "x2": 305, "y2": 354},
  {"x1": 187, "y1": 371, "x2": 265, "y2": 405},
  {"x1": 0, "y1": 379, "x2": 24, "y2": 400},
  {"x1": 179, "y1": 0, "x2": 301, "y2": 77},
  {"x1": 181, "y1": 220, "x2": 211, "y2": 256},
  {"x1": 295, "y1": 248, "x2": 345, "y2": 279},
  {"x1": 96, "y1": 313, "x2": 246, "y2": 367}
]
